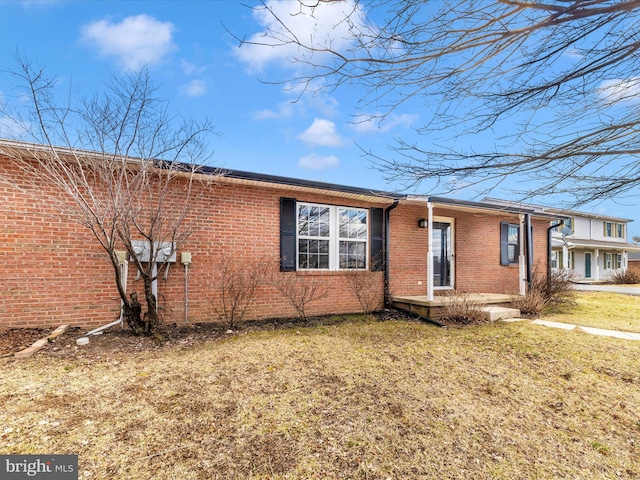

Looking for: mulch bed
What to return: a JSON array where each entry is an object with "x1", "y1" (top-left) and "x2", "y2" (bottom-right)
[{"x1": 0, "y1": 309, "x2": 420, "y2": 360}]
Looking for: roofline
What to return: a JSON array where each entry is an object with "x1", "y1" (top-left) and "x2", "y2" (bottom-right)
[
  {"x1": 483, "y1": 197, "x2": 634, "y2": 223},
  {"x1": 0, "y1": 138, "x2": 403, "y2": 201},
  {"x1": 200, "y1": 165, "x2": 404, "y2": 200},
  {"x1": 406, "y1": 195, "x2": 563, "y2": 219}
]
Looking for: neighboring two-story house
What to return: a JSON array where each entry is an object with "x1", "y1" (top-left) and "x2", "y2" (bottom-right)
[{"x1": 485, "y1": 198, "x2": 640, "y2": 281}]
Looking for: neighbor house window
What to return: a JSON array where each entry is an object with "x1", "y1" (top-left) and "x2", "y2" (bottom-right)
[
  {"x1": 551, "y1": 217, "x2": 573, "y2": 233},
  {"x1": 297, "y1": 202, "x2": 367, "y2": 270},
  {"x1": 500, "y1": 222, "x2": 520, "y2": 265},
  {"x1": 616, "y1": 254, "x2": 622, "y2": 269},
  {"x1": 604, "y1": 222, "x2": 625, "y2": 238},
  {"x1": 605, "y1": 253, "x2": 612, "y2": 269}
]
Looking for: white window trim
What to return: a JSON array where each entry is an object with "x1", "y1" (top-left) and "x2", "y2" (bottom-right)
[
  {"x1": 432, "y1": 216, "x2": 455, "y2": 291},
  {"x1": 296, "y1": 202, "x2": 369, "y2": 271}
]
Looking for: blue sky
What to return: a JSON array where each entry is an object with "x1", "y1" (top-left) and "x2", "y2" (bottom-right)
[{"x1": 1, "y1": 0, "x2": 639, "y2": 232}]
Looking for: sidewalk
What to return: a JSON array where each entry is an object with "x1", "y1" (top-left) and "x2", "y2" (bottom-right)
[{"x1": 504, "y1": 318, "x2": 640, "y2": 340}]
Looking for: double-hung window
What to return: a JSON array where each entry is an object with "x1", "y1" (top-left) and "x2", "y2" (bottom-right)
[
  {"x1": 605, "y1": 253, "x2": 612, "y2": 269},
  {"x1": 297, "y1": 202, "x2": 368, "y2": 270},
  {"x1": 604, "y1": 222, "x2": 613, "y2": 237}
]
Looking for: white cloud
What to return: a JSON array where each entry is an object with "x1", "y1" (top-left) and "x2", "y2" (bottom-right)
[
  {"x1": 298, "y1": 118, "x2": 345, "y2": 147},
  {"x1": 81, "y1": 14, "x2": 176, "y2": 70},
  {"x1": 0, "y1": 116, "x2": 30, "y2": 138},
  {"x1": 350, "y1": 113, "x2": 418, "y2": 133},
  {"x1": 563, "y1": 48, "x2": 584, "y2": 59},
  {"x1": 598, "y1": 78, "x2": 640, "y2": 104},
  {"x1": 254, "y1": 79, "x2": 339, "y2": 121},
  {"x1": 253, "y1": 101, "x2": 296, "y2": 120},
  {"x1": 235, "y1": 0, "x2": 365, "y2": 72},
  {"x1": 180, "y1": 79, "x2": 206, "y2": 97},
  {"x1": 298, "y1": 153, "x2": 339, "y2": 170},
  {"x1": 180, "y1": 60, "x2": 206, "y2": 76}
]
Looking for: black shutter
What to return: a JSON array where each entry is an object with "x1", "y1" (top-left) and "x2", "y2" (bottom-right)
[
  {"x1": 370, "y1": 207, "x2": 384, "y2": 271},
  {"x1": 280, "y1": 197, "x2": 297, "y2": 272},
  {"x1": 500, "y1": 222, "x2": 509, "y2": 266}
]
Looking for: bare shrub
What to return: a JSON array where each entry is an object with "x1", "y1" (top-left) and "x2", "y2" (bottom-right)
[
  {"x1": 512, "y1": 265, "x2": 572, "y2": 318},
  {"x1": 534, "y1": 267, "x2": 577, "y2": 304},
  {"x1": 440, "y1": 292, "x2": 486, "y2": 325},
  {"x1": 211, "y1": 259, "x2": 263, "y2": 328},
  {"x1": 511, "y1": 288, "x2": 550, "y2": 319},
  {"x1": 268, "y1": 272, "x2": 328, "y2": 321},
  {"x1": 344, "y1": 269, "x2": 383, "y2": 314},
  {"x1": 609, "y1": 269, "x2": 640, "y2": 285}
]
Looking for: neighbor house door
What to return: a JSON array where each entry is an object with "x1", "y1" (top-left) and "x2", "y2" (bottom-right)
[
  {"x1": 585, "y1": 252, "x2": 592, "y2": 278},
  {"x1": 432, "y1": 220, "x2": 454, "y2": 288}
]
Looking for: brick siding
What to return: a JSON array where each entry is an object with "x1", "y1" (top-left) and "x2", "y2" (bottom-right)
[
  {"x1": 388, "y1": 204, "x2": 549, "y2": 296},
  {"x1": 1, "y1": 154, "x2": 549, "y2": 329},
  {"x1": 1, "y1": 157, "x2": 386, "y2": 328}
]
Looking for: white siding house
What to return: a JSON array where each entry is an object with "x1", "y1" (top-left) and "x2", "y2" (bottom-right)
[{"x1": 483, "y1": 198, "x2": 640, "y2": 282}]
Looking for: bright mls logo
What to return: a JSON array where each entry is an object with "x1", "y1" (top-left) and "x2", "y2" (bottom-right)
[{"x1": 0, "y1": 455, "x2": 78, "y2": 479}]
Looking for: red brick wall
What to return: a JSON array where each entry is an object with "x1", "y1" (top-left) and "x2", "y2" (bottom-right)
[
  {"x1": 1, "y1": 157, "x2": 386, "y2": 328},
  {"x1": 628, "y1": 260, "x2": 640, "y2": 276},
  {"x1": 388, "y1": 204, "x2": 549, "y2": 296},
  {"x1": 1, "y1": 153, "x2": 550, "y2": 329}
]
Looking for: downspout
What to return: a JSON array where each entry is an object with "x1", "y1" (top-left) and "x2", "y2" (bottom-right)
[
  {"x1": 427, "y1": 201, "x2": 434, "y2": 302},
  {"x1": 525, "y1": 213, "x2": 533, "y2": 290},
  {"x1": 548, "y1": 221, "x2": 563, "y2": 286},
  {"x1": 384, "y1": 200, "x2": 400, "y2": 307}
]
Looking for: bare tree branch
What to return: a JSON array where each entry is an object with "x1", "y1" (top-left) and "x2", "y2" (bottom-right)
[
  {"x1": 241, "y1": 0, "x2": 640, "y2": 205},
  {"x1": 1, "y1": 57, "x2": 219, "y2": 335}
]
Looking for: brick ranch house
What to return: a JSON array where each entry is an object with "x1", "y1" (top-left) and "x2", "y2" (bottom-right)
[{"x1": 0, "y1": 140, "x2": 557, "y2": 329}]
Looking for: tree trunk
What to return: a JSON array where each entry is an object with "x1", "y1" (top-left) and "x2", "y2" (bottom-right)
[{"x1": 122, "y1": 292, "x2": 147, "y2": 335}]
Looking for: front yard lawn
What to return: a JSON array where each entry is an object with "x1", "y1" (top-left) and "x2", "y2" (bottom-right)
[
  {"x1": 1, "y1": 311, "x2": 639, "y2": 479},
  {"x1": 544, "y1": 291, "x2": 640, "y2": 332}
]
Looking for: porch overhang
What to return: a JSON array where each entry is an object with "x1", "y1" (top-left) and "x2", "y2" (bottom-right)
[{"x1": 552, "y1": 238, "x2": 640, "y2": 251}]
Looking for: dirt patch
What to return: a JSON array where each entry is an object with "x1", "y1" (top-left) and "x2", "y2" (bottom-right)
[
  {"x1": 0, "y1": 328, "x2": 56, "y2": 357},
  {"x1": 0, "y1": 309, "x2": 418, "y2": 360}
]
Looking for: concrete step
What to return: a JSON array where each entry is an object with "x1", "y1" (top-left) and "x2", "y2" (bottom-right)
[{"x1": 480, "y1": 306, "x2": 521, "y2": 321}]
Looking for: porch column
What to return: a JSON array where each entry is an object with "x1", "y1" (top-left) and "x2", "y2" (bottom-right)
[
  {"x1": 563, "y1": 244, "x2": 569, "y2": 269},
  {"x1": 623, "y1": 251, "x2": 628, "y2": 271},
  {"x1": 427, "y1": 202, "x2": 434, "y2": 302},
  {"x1": 594, "y1": 248, "x2": 600, "y2": 281}
]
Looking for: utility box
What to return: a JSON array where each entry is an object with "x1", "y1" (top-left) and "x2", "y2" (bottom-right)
[
  {"x1": 181, "y1": 252, "x2": 192, "y2": 265},
  {"x1": 130, "y1": 240, "x2": 177, "y2": 263}
]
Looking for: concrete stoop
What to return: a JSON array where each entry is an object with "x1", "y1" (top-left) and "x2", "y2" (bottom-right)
[{"x1": 480, "y1": 305, "x2": 521, "y2": 321}]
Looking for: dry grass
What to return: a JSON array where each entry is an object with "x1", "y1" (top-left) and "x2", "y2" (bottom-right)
[
  {"x1": 2, "y1": 314, "x2": 640, "y2": 479},
  {"x1": 544, "y1": 291, "x2": 640, "y2": 332}
]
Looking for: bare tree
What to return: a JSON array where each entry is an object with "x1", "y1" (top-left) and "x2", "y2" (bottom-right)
[
  {"x1": 239, "y1": 0, "x2": 640, "y2": 205},
  {"x1": 1, "y1": 58, "x2": 216, "y2": 336}
]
